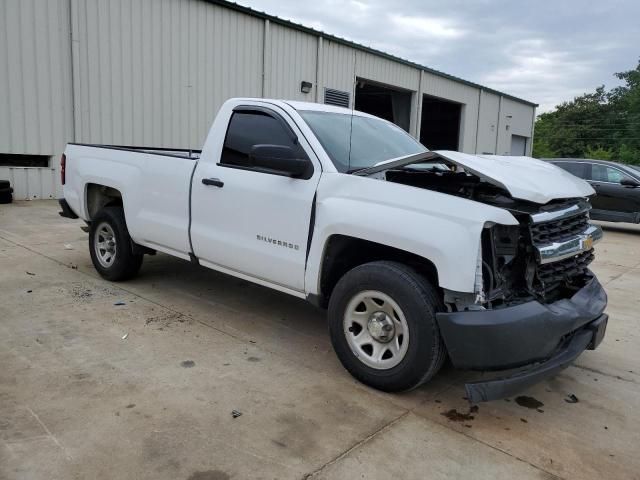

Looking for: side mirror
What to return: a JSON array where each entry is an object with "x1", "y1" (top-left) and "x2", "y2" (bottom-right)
[
  {"x1": 249, "y1": 145, "x2": 309, "y2": 178},
  {"x1": 621, "y1": 178, "x2": 640, "y2": 188}
]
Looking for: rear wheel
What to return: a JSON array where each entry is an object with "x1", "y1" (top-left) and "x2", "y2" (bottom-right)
[
  {"x1": 89, "y1": 207, "x2": 143, "y2": 281},
  {"x1": 328, "y1": 261, "x2": 446, "y2": 392}
]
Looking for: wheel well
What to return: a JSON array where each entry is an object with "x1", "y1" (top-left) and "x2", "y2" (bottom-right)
[
  {"x1": 86, "y1": 183, "x2": 123, "y2": 220},
  {"x1": 318, "y1": 235, "x2": 440, "y2": 308}
]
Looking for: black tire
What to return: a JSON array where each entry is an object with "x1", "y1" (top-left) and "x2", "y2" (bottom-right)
[
  {"x1": 328, "y1": 261, "x2": 446, "y2": 392},
  {"x1": 0, "y1": 191, "x2": 12, "y2": 204},
  {"x1": 89, "y1": 207, "x2": 143, "y2": 281},
  {"x1": 0, "y1": 180, "x2": 10, "y2": 189}
]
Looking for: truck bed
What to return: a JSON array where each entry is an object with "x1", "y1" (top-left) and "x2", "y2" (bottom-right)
[{"x1": 63, "y1": 142, "x2": 199, "y2": 259}]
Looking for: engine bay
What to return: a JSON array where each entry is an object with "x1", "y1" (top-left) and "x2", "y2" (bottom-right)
[{"x1": 384, "y1": 161, "x2": 594, "y2": 309}]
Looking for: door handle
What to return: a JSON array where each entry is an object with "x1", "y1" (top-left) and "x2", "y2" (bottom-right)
[{"x1": 202, "y1": 178, "x2": 224, "y2": 188}]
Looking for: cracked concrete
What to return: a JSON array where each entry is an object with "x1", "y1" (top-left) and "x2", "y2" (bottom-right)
[{"x1": 1, "y1": 201, "x2": 639, "y2": 479}]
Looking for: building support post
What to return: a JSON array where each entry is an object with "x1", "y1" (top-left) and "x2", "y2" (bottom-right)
[
  {"x1": 494, "y1": 95, "x2": 503, "y2": 154},
  {"x1": 262, "y1": 19, "x2": 270, "y2": 98},
  {"x1": 315, "y1": 36, "x2": 323, "y2": 103}
]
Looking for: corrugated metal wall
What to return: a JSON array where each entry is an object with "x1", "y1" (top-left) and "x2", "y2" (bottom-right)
[
  {"x1": 0, "y1": 0, "x2": 73, "y2": 199},
  {"x1": 421, "y1": 70, "x2": 481, "y2": 153},
  {"x1": 476, "y1": 90, "x2": 501, "y2": 155},
  {"x1": 265, "y1": 23, "x2": 318, "y2": 101},
  {"x1": 71, "y1": 0, "x2": 264, "y2": 149},
  {"x1": 0, "y1": 0, "x2": 535, "y2": 200},
  {"x1": 319, "y1": 40, "x2": 356, "y2": 105},
  {"x1": 498, "y1": 97, "x2": 535, "y2": 155}
]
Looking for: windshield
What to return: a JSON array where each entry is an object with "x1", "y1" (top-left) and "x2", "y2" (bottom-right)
[{"x1": 299, "y1": 110, "x2": 427, "y2": 173}]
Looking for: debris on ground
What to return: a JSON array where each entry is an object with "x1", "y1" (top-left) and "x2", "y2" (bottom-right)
[
  {"x1": 515, "y1": 396, "x2": 544, "y2": 409},
  {"x1": 520, "y1": 418, "x2": 528, "y2": 423},
  {"x1": 26, "y1": 271, "x2": 35, "y2": 276},
  {"x1": 441, "y1": 409, "x2": 475, "y2": 422},
  {"x1": 565, "y1": 394, "x2": 579, "y2": 404},
  {"x1": 114, "y1": 301, "x2": 126, "y2": 306},
  {"x1": 231, "y1": 410, "x2": 242, "y2": 419},
  {"x1": 121, "y1": 333, "x2": 129, "y2": 340},
  {"x1": 64, "y1": 244, "x2": 74, "y2": 250},
  {"x1": 181, "y1": 360, "x2": 195, "y2": 368}
]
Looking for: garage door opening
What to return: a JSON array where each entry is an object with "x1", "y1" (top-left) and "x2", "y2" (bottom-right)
[
  {"x1": 510, "y1": 135, "x2": 528, "y2": 156},
  {"x1": 354, "y1": 79, "x2": 412, "y2": 132},
  {"x1": 420, "y1": 96, "x2": 461, "y2": 150}
]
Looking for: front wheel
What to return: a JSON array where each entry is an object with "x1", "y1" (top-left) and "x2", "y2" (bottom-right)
[
  {"x1": 89, "y1": 207, "x2": 143, "y2": 281},
  {"x1": 328, "y1": 261, "x2": 446, "y2": 392}
]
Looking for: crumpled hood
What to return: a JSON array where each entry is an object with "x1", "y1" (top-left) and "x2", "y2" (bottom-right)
[{"x1": 434, "y1": 150, "x2": 595, "y2": 204}]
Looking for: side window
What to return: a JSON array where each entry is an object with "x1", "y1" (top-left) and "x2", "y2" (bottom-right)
[
  {"x1": 220, "y1": 110, "x2": 306, "y2": 168},
  {"x1": 591, "y1": 164, "x2": 631, "y2": 184},
  {"x1": 556, "y1": 162, "x2": 586, "y2": 179}
]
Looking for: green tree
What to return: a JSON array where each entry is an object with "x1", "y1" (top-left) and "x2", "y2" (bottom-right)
[
  {"x1": 584, "y1": 146, "x2": 614, "y2": 160},
  {"x1": 533, "y1": 61, "x2": 640, "y2": 165}
]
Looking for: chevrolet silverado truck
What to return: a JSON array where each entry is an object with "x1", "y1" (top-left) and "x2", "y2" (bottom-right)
[{"x1": 59, "y1": 98, "x2": 608, "y2": 402}]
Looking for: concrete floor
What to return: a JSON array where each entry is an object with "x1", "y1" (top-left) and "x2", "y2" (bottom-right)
[{"x1": 1, "y1": 200, "x2": 639, "y2": 480}]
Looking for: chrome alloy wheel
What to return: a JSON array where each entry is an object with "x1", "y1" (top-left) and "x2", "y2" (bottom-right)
[
  {"x1": 343, "y1": 290, "x2": 410, "y2": 370},
  {"x1": 94, "y1": 222, "x2": 117, "y2": 268}
]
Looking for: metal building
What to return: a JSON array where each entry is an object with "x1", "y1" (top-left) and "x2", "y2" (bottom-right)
[{"x1": 0, "y1": 0, "x2": 537, "y2": 200}]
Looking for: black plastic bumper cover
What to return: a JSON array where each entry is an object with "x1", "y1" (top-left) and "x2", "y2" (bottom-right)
[
  {"x1": 436, "y1": 275, "x2": 608, "y2": 403},
  {"x1": 58, "y1": 198, "x2": 78, "y2": 219},
  {"x1": 464, "y1": 314, "x2": 607, "y2": 403},
  {"x1": 436, "y1": 275, "x2": 607, "y2": 370}
]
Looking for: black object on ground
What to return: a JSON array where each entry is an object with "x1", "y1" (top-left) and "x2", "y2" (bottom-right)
[{"x1": 565, "y1": 394, "x2": 579, "y2": 403}]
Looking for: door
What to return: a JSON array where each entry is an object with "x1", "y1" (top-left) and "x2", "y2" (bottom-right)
[
  {"x1": 190, "y1": 106, "x2": 321, "y2": 292},
  {"x1": 587, "y1": 163, "x2": 640, "y2": 215},
  {"x1": 510, "y1": 135, "x2": 527, "y2": 156}
]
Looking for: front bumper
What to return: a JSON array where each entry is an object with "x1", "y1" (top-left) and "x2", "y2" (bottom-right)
[{"x1": 436, "y1": 274, "x2": 607, "y2": 402}]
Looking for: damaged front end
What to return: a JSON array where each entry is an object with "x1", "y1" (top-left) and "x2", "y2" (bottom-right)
[
  {"x1": 382, "y1": 156, "x2": 607, "y2": 402},
  {"x1": 477, "y1": 199, "x2": 603, "y2": 308},
  {"x1": 438, "y1": 200, "x2": 607, "y2": 403}
]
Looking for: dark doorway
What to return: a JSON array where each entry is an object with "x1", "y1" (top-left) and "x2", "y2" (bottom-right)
[
  {"x1": 355, "y1": 80, "x2": 412, "y2": 132},
  {"x1": 420, "y1": 96, "x2": 461, "y2": 150}
]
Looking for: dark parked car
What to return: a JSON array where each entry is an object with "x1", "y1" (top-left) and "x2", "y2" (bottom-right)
[{"x1": 547, "y1": 158, "x2": 640, "y2": 223}]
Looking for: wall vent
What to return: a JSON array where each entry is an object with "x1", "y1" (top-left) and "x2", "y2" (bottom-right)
[
  {"x1": 324, "y1": 88, "x2": 350, "y2": 108},
  {"x1": 0, "y1": 154, "x2": 50, "y2": 168}
]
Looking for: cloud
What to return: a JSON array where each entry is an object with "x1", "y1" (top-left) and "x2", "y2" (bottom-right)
[
  {"x1": 235, "y1": 0, "x2": 640, "y2": 112},
  {"x1": 389, "y1": 15, "x2": 467, "y2": 39}
]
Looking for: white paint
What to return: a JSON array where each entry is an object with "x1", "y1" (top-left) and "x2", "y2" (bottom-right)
[{"x1": 434, "y1": 150, "x2": 595, "y2": 204}]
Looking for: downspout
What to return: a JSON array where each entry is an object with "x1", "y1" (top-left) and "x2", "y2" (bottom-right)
[
  {"x1": 315, "y1": 36, "x2": 323, "y2": 103},
  {"x1": 67, "y1": 0, "x2": 77, "y2": 142},
  {"x1": 474, "y1": 88, "x2": 482, "y2": 154},
  {"x1": 529, "y1": 105, "x2": 537, "y2": 156},
  {"x1": 494, "y1": 95, "x2": 503, "y2": 154},
  {"x1": 262, "y1": 19, "x2": 270, "y2": 97}
]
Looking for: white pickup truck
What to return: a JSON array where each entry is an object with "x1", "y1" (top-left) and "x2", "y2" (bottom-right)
[{"x1": 59, "y1": 98, "x2": 608, "y2": 402}]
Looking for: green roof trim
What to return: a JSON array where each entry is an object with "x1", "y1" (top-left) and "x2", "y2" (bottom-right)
[{"x1": 203, "y1": 0, "x2": 538, "y2": 107}]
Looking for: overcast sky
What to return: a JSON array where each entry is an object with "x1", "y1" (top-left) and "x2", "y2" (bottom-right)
[{"x1": 238, "y1": 0, "x2": 639, "y2": 113}]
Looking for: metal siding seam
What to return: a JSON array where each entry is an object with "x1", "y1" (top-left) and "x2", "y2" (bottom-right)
[
  {"x1": 0, "y1": 0, "x2": 12, "y2": 151},
  {"x1": 474, "y1": 88, "x2": 482, "y2": 154}
]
